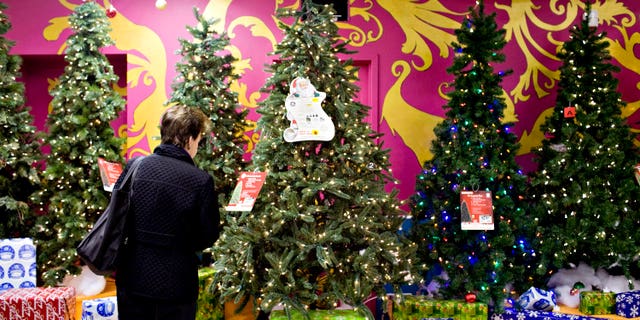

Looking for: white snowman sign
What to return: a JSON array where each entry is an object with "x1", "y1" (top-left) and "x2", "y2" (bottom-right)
[{"x1": 283, "y1": 77, "x2": 335, "y2": 142}]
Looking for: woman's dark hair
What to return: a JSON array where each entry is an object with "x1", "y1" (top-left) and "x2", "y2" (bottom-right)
[{"x1": 160, "y1": 105, "x2": 212, "y2": 148}]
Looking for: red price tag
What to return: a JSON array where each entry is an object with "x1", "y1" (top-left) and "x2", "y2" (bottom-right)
[
  {"x1": 564, "y1": 106, "x2": 576, "y2": 118},
  {"x1": 460, "y1": 190, "x2": 494, "y2": 230}
]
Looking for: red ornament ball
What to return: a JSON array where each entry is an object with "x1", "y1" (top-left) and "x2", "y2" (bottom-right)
[
  {"x1": 106, "y1": 6, "x2": 117, "y2": 18},
  {"x1": 465, "y1": 292, "x2": 477, "y2": 303}
]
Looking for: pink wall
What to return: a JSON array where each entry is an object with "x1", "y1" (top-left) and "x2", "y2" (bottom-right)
[{"x1": 5, "y1": 0, "x2": 640, "y2": 210}]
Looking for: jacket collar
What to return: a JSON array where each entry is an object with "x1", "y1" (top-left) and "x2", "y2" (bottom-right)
[{"x1": 153, "y1": 143, "x2": 195, "y2": 166}]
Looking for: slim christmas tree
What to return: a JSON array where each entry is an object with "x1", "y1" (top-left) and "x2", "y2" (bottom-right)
[
  {"x1": 529, "y1": 5, "x2": 640, "y2": 281},
  {"x1": 167, "y1": 7, "x2": 248, "y2": 206},
  {"x1": 32, "y1": 1, "x2": 125, "y2": 285},
  {"x1": 213, "y1": 2, "x2": 416, "y2": 317},
  {"x1": 0, "y1": 2, "x2": 42, "y2": 239},
  {"x1": 409, "y1": 1, "x2": 536, "y2": 308}
]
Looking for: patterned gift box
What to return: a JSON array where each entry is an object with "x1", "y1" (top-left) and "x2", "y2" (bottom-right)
[
  {"x1": 578, "y1": 291, "x2": 615, "y2": 315},
  {"x1": 491, "y1": 307, "x2": 608, "y2": 320},
  {"x1": 0, "y1": 286, "x2": 76, "y2": 320},
  {"x1": 197, "y1": 267, "x2": 223, "y2": 320},
  {"x1": 0, "y1": 238, "x2": 37, "y2": 293},
  {"x1": 270, "y1": 309, "x2": 366, "y2": 320},
  {"x1": 615, "y1": 290, "x2": 640, "y2": 318},
  {"x1": 394, "y1": 296, "x2": 487, "y2": 320},
  {"x1": 456, "y1": 302, "x2": 488, "y2": 320},
  {"x1": 81, "y1": 296, "x2": 117, "y2": 320}
]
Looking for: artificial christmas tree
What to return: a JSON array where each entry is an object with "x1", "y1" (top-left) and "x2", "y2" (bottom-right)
[
  {"x1": 213, "y1": 1, "x2": 417, "y2": 318},
  {"x1": 0, "y1": 2, "x2": 42, "y2": 239},
  {"x1": 529, "y1": 4, "x2": 640, "y2": 282},
  {"x1": 167, "y1": 7, "x2": 248, "y2": 207},
  {"x1": 31, "y1": 1, "x2": 125, "y2": 285},
  {"x1": 409, "y1": 0, "x2": 537, "y2": 308}
]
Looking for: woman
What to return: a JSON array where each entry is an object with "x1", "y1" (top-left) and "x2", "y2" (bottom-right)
[{"x1": 116, "y1": 105, "x2": 220, "y2": 319}]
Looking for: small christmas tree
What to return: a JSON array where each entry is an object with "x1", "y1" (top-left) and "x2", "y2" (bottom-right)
[
  {"x1": 0, "y1": 1, "x2": 42, "y2": 239},
  {"x1": 213, "y1": 2, "x2": 416, "y2": 317},
  {"x1": 409, "y1": 1, "x2": 536, "y2": 308},
  {"x1": 167, "y1": 7, "x2": 248, "y2": 206},
  {"x1": 529, "y1": 4, "x2": 640, "y2": 281},
  {"x1": 32, "y1": 1, "x2": 125, "y2": 285}
]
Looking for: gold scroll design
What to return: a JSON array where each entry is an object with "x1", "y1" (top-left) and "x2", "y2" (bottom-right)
[
  {"x1": 378, "y1": 0, "x2": 518, "y2": 164},
  {"x1": 44, "y1": 0, "x2": 168, "y2": 157},
  {"x1": 378, "y1": 0, "x2": 461, "y2": 71},
  {"x1": 603, "y1": 1, "x2": 640, "y2": 146},
  {"x1": 378, "y1": 0, "x2": 640, "y2": 163},
  {"x1": 497, "y1": 0, "x2": 579, "y2": 154},
  {"x1": 498, "y1": 0, "x2": 579, "y2": 103},
  {"x1": 508, "y1": 0, "x2": 640, "y2": 151},
  {"x1": 382, "y1": 60, "x2": 441, "y2": 165},
  {"x1": 382, "y1": 62, "x2": 518, "y2": 165},
  {"x1": 375, "y1": 0, "x2": 460, "y2": 164},
  {"x1": 335, "y1": 0, "x2": 383, "y2": 48}
]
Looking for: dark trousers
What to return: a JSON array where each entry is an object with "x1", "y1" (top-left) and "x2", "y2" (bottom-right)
[{"x1": 117, "y1": 289, "x2": 197, "y2": 320}]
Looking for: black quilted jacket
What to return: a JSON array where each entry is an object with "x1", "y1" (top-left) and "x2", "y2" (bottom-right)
[{"x1": 115, "y1": 143, "x2": 220, "y2": 302}]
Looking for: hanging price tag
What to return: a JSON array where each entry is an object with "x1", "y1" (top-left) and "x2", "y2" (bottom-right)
[
  {"x1": 460, "y1": 190, "x2": 494, "y2": 230},
  {"x1": 226, "y1": 172, "x2": 267, "y2": 212},
  {"x1": 564, "y1": 106, "x2": 576, "y2": 118},
  {"x1": 98, "y1": 157, "x2": 123, "y2": 192}
]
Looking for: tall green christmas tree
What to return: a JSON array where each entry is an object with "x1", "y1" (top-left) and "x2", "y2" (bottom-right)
[
  {"x1": 529, "y1": 4, "x2": 640, "y2": 281},
  {"x1": 213, "y1": 2, "x2": 416, "y2": 317},
  {"x1": 0, "y1": 2, "x2": 42, "y2": 239},
  {"x1": 32, "y1": 1, "x2": 125, "y2": 285},
  {"x1": 167, "y1": 7, "x2": 248, "y2": 207},
  {"x1": 408, "y1": 1, "x2": 536, "y2": 308}
]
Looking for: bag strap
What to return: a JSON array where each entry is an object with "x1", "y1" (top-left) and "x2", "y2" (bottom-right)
[
  {"x1": 118, "y1": 156, "x2": 144, "y2": 190},
  {"x1": 118, "y1": 157, "x2": 143, "y2": 248}
]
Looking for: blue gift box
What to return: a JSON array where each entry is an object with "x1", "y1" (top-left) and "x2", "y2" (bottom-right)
[
  {"x1": 491, "y1": 307, "x2": 607, "y2": 320},
  {"x1": 615, "y1": 290, "x2": 640, "y2": 318},
  {"x1": 82, "y1": 296, "x2": 118, "y2": 320},
  {"x1": 0, "y1": 238, "x2": 37, "y2": 293},
  {"x1": 517, "y1": 287, "x2": 557, "y2": 311}
]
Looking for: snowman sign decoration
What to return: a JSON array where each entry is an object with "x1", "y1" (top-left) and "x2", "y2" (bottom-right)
[{"x1": 283, "y1": 77, "x2": 335, "y2": 142}]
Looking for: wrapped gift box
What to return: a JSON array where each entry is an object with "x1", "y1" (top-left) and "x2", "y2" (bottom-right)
[
  {"x1": 491, "y1": 307, "x2": 608, "y2": 320},
  {"x1": 0, "y1": 238, "x2": 37, "y2": 293},
  {"x1": 615, "y1": 290, "x2": 640, "y2": 318},
  {"x1": 81, "y1": 296, "x2": 117, "y2": 320},
  {"x1": 74, "y1": 277, "x2": 117, "y2": 320},
  {"x1": 517, "y1": 287, "x2": 557, "y2": 311},
  {"x1": 270, "y1": 309, "x2": 366, "y2": 320},
  {"x1": 579, "y1": 291, "x2": 616, "y2": 315},
  {"x1": 0, "y1": 286, "x2": 75, "y2": 320},
  {"x1": 394, "y1": 296, "x2": 487, "y2": 320},
  {"x1": 197, "y1": 267, "x2": 223, "y2": 320}
]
